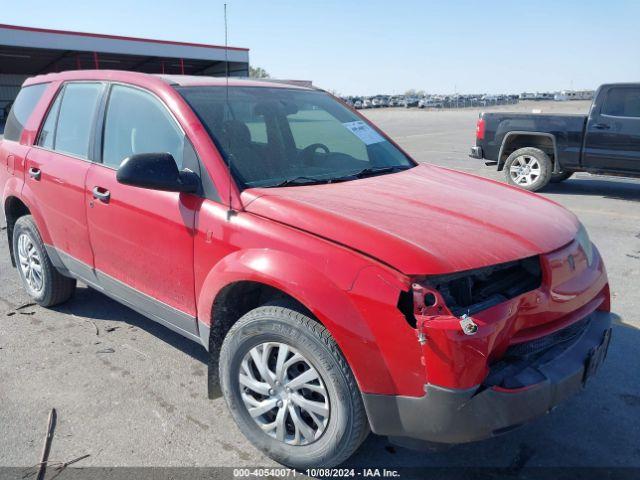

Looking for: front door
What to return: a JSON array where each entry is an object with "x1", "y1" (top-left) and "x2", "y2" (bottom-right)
[
  {"x1": 583, "y1": 85, "x2": 640, "y2": 173},
  {"x1": 85, "y1": 84, "x2": 200, "y2": 337}
]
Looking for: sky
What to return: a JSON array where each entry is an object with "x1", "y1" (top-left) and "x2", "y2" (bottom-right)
[{"x1": 2, "y1": 0, "x2": 639, "y2": 96}]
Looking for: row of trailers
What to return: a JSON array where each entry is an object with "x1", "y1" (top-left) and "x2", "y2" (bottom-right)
[{"x1": 519, "y1": 90, "x2": 595, "y2": 101}]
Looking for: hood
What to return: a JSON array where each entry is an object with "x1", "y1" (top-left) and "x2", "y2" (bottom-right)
[{"x1": 241, "y1": 164, "x2": 579, "y2": 275}]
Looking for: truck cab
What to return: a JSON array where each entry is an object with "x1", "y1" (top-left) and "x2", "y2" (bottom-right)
[{"x1": 583, "y1": 83, "x2": 640, "y2": 173}]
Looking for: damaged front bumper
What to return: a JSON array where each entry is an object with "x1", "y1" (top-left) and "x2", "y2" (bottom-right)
[{"x1": 362, "y1": 310, "x2": 613, "y2": 445}]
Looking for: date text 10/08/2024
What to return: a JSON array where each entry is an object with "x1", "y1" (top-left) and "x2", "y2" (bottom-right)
[{"x1": 233, "y1": 468, "x2": 401, "y2": 478}]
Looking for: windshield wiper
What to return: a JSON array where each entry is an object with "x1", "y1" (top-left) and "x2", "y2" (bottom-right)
[
  {"x1": 322, "y1": 165, "x2": 412, "y2": 183},
  {"x1": 351, "y1": 165, "x2": 413, "y2": 178},
  {"x1": 268, "y1": 176, "x2": 331, "y2": 187},
  {"x1": 265, "y1": 165, "x2": 413, "y2": 188}
]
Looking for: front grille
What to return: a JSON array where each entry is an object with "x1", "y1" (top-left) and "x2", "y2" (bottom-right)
[
  {"x1": 506, "y1": 317, "x2": 591, "y2": 357},
  {"x1": 484, "y1": 316, "x2": 591, "y2": 389}
]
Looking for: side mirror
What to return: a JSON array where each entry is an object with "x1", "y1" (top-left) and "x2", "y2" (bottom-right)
[{"x1": 116, "y1": 153, "x2": 199, "y2": 193}]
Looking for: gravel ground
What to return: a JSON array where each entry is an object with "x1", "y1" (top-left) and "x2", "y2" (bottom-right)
[{"x1": 1, "y1": 100, "x2": 639, "y2": 475}]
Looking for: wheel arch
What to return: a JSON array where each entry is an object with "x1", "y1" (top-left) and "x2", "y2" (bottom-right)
[
  {"x1": 3, "y1": 195, "x2": 32, "y2": 267},
  {"x1": 497, "y1": 131, "x2": 559, "y2": 172},
  {"x1": 197, "y1": 248, "x2": 394, "y2": 399},
  {"x1": 6, "y1": 181, "x2": 53, "y2": 251}
]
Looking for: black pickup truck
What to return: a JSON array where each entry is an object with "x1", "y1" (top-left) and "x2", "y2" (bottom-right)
[{"x1": 470, "y1": 83, "x2": 640, "y2": 191}]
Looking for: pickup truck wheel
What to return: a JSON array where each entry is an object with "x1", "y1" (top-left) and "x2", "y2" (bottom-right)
[
  {"x1": 550, "y1": 170, "x2": 574, "y2": 183},
  {"x1": 12, "y1": 215, "x2": 76, "y2": 307},
  {"x1": 504, "y1": 147, "x2": 552, "y2": 191},
  {"x1": 219, "y1": 303, "x2": 369, "y2": 468}
]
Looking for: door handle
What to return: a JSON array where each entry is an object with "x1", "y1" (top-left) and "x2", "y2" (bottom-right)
[
  {"x1": 593, "y1": 123, "x2": 611, "y2": 130},
  {"x1": 28, "y1": 167, "x2": 41, "y2": 180},
  {"x1": 92, "y1": 186, "x2": 111, "y2": 203}
]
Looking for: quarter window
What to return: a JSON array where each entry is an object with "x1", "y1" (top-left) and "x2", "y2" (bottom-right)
[
  {"x1": 602, "y1": 87, "x2": 640, "y2": 118},
  {"x1": 4, "y1": 83, "x2": 48, "y2": 142},
  {"x1": 102, "y1": 85, "x2": 185, "y2": 169}
]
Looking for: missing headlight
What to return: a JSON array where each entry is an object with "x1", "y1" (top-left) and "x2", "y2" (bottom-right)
[{"x1": 423, "y1": 256, "x2": 542, "y2": 317}]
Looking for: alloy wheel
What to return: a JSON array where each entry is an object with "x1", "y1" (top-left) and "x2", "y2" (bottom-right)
[
  {"x1": 239, "y1": 342, "x2": 330, "y2": 446},
  {"x1": 17, "y1": 233, "x2": 44, "y2": 293},
  {"x1": 509, "y1": 155, "x2": 541, "y2": 186}
]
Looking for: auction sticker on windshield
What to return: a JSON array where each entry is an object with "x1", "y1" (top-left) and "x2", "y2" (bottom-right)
[{"x1": 343, "y1": 121, "x2": 385, "y2": 145}]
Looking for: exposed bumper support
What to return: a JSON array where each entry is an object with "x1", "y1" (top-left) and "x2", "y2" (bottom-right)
[{"x1": 362, "y1": 311, "x2": 613, "y2": 444}]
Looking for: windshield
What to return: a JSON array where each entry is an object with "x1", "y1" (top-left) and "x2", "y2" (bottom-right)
[{"x1": 177, "y1": 86, "x2": 415, "y2": 188}]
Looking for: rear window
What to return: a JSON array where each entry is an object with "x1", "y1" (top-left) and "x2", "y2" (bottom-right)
[
  {"x1": 602, "y1": 87, "x2": 640, "y2": 118},
  {"x1": 3, "y1": 83, "x2": 49, "y2": 142}
]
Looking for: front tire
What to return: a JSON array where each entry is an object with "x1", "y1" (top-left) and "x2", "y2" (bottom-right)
[
  {"x1": 12, "y1": 215, "x2": 76, "y2": 307},
  {"x1": 219, "y1": 303, "x2": 369, "y2": 468},
  {"x1": 504, "y1": 147, "x2": 552, "y2": 192}
]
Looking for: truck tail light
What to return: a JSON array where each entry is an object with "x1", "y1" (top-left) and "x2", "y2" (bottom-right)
[{"x1": 476, "y1": 118, "x2": 485, "y2": 140}]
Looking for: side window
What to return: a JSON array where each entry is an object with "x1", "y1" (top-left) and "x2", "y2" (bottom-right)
[
  {"x1": 102, "y1": 85, "x2": 185, "y2": 169},
  {"x1": 602, "y1": 87, "x2": 640, "y2": 118},
  {"x1": 54, "y1": 83, "x2": 104, "y2": 159},
  {"x1": 38, "y1": 92, "x2": 63, "y2": 150},
  {"x1": 4, "y1": 83, "x2": 48, "y2": 142}
]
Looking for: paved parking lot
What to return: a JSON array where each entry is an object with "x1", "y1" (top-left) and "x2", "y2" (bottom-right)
[{"x1": 1, "y1": 101, "x2": 639, "y2": 473}]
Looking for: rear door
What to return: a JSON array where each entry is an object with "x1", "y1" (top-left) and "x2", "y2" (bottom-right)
[
  {"x1": 85, "y1": 83, "x2": 200, "y2": 338},
  {"x1": 25, "y1": 82, "x2": 105, "y2": 271},
  {"x1": 583, "y1": 85, "x2": 640, "y2": 172}
]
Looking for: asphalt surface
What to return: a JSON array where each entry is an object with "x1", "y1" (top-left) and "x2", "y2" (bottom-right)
[{"x1": 1, "y1": 101, "x2": 639, "y2": 474}]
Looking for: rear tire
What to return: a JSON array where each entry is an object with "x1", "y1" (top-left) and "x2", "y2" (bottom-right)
[
  {"x1": 550, "y1": 170, "x2": 574, "y2": 183},
  {"x1": 504, "y1": 147, "x2": 552, "y2": 192},
  {"x1": 219, "y1": 303, "x2": 369, "y2": 468},
  {"x1": 12, "y1": 215, "x2": 76, "y2": 307}
]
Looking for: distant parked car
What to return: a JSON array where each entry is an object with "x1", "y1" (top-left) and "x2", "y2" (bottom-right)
[
  {"x1": 471, "y1": 82, "x2": 640, "y2": 191},
  {"x1": 403, "y1": 97, "x2": 419, "y2": 108},
  {"x1": 419, "y1": 98, "x2": 443, "y2": 109}
]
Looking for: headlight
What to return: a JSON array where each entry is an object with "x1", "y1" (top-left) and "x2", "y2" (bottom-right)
[{"x1": 576, "y1": 223, "x2": 594, "y2": 266}]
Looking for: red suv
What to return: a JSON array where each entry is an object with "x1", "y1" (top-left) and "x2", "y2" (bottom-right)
[{"x1": 1, "y1": 71, "x2": 613, "y2": 468}]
